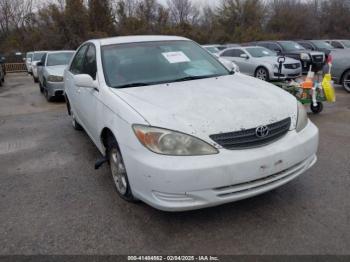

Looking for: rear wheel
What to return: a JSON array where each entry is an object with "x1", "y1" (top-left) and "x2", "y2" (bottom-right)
[
  {"x1": 255, "y1": 67, "x2": 270, "y2": 81},
  {"x1": 342, "y1": 70, "x2": 350, "y2": 93},
  {"x1": 108, "y1": 140, "x2": 136, "y2": 202}
]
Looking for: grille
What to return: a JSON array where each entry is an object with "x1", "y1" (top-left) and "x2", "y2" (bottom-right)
[
  {"x1": 210, "y1": 118, "x2": 291, "y2": 150},
  {"x1": 312, "y1": 55, "x2": 325, "y2": 63},
  {"x1": 284, "y1": 63, "x2": 301, "y2": 69}
]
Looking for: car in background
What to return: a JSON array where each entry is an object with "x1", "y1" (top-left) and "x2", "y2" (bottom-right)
[
  {"x1": 31, "y1": 51, "x2": 47, "y2": 83},
  {"x1": 219, "y1": 46, "x2": 302, "y2": 81},
  {"x1": 248, "y1": 41, "x2": 325, "y2": 73},
  {"x1": 328, "y1": 49, "x2": 350, "y2": 92},
  {"x1": 296, "y1": 40, "x2": 334, "y2": 60},
  {"x1": 37, "y1": 50, "x2": 75, "y2": 101},
  {"x1": 25, "y1": 52, "x2": 34, "y2": 75},
  {"x1": 64, "y1": 35, "x2": 318, "y2": 211},
  {"x1": 326, "y1": 39, "x2": 350, "y2": 50},
  {"x1": 202, "y1": 45, "x2": 226, "y2": 56},
  {"x1": 0, "y1": 60, "x2": 4, "y2": 86}
]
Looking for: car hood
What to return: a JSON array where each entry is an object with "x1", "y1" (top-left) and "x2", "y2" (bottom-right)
[
  {"x1": 46, "y1": 65, "x2": 67, "y2": 76},
  {"x1": 112, "y1": 74, "x2": 298, "y2": 142}
]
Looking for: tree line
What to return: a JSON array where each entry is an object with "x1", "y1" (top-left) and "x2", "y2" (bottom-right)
[{"x1": 0, "y1": 0, "x2": 350, "y2": 53}]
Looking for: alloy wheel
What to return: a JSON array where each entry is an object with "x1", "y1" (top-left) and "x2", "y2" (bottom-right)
[
  {"x1": 110, "y1": 148, "x2": 128, "y2": 196},
  {"x1": 256, "y1": 68, "x2": 268, "y2": 81}
]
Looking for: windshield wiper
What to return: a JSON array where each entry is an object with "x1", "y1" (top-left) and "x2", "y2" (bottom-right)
[
  {"x1": 112, "y1": 82, "x2": 158, "y2": 89},
  {"x1": 171, "y1": 74, "x2": 223, "y2": 83}
]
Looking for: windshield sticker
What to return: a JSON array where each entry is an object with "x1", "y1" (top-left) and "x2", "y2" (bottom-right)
[{"x1": 162, "y1": 51, "x2": 191, "y2": 64}]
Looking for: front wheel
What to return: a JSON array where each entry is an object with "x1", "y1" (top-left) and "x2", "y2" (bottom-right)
[
  {"x1": 71, "y1": 112, "x2": 83, "y2": 131},
  {"x1": 255, "y1": 67, "x2": 270, "y2": 82},
  {"x1": 342, "y1": 70, "x2": 350, "y2": 93},
  {"x1": 310, "y1": 102, "x2": 324, "y2": 114},
  {"x1": 108, "y1": 142, "x2": 136, "y2": 202},
  {"x1": 34, "y1": 77, "x2": 39, "y2": 83}
]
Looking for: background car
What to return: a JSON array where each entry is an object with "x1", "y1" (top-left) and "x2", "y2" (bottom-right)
[
  {"x1": 25, "y1": 52, "x2": 34, "y2": 75},
  {"x1": 247, "y1": 40, "x2": 325, "y2": 73},
  {"x1": 0, "y1": 59, "x2": 4, "y2": 86},
  {"x1": 296, "y1": 40, "x2": 334, "y2": 60},
  {"x1": 37, "y1": 50, "x2": 75, "y2": 101},
  {"x1": 326, "y1": 39, "x2": 350, "y2": 50},
  {"x1": 219, "y1": 46, "x2": 302, "y2": 81},
  {"x1": 31, "y1": 51, "x2": 47, "y2": 83},
  {"x1": 202, "y1": 45, "x2": 226, "y2": 56},
  {"x1": 328, "y1": 49, "x2": 350, "y2": 92}
]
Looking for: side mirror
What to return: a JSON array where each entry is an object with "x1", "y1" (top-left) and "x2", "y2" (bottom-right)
[
  {"x1": 240, "y1": 54, "x2": 249, "y2": 59},
  {"x1": 74, "y1": 74, "x2": 98, "y2": 90}
]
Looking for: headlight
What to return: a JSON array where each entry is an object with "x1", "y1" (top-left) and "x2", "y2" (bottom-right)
[
  {"x1": 300, "y1": 53, "x2": 310, "y2": 61},
  {"x1": 133, "y1": 125, "x2": 219, "y2": 156},
  {"x1": 47, "y1": 75, "x2": 63, "y2": 82},
  {"x1": 296, "y1": 102, "x2": 308, "y2": 132}
]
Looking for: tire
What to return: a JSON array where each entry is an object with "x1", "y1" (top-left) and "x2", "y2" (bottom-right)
[
  {"x1": 107, "y1": 140, "x2": 136, "y2": 202},
  {"x1": 34, "y1": 77, "x2": 39, "y2": 83},
  {"x1": 310, "y1": 102, "x2": 324, "y2": 114},
  {"x1": 341, "y1": 70, "x2": 350, "y2": 93},
  {"x1": 71, "y1": 112, "x2": 83, "y2": 131},
  {"x1": 255, "y1": 67, "x2": 270, "y2": 82},
  {"x1": 39, "y1": 81, "x2": 44, "y2": 93}
]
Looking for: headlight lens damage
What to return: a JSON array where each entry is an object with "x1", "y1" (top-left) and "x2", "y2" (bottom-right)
[
  {"x1": 296, "y1": 102, "x2": 308, "y2": 132},
  {"x1": 133, "y1": 125, "x2": 219, "y2": 156}
]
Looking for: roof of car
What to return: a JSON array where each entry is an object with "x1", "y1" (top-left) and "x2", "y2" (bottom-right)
[
  {"x1": 97, "y1": 35, "x2": 190, "y2": 46},
  {"x1": 46, "y1": 50, "x2": 75, "y2": 54}
]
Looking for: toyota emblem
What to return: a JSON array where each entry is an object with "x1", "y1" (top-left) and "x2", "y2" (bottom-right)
[{"x1": 256, "y1": 126, "x2": 270, "y2": 138}]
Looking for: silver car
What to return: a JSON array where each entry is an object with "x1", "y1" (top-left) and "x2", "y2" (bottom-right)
[
  {"x1": 25, "y1": 52, "x2": 34, "y2": 74},
  {"x1": 31, "y1": 51, "x2": 47, "y2": 82},
  {"x1": 328, "y1": 49, "x2": 350, "y2": 92},
  {"x1": 219, "y1": 46, "x2": 302, "y2": 81},
  {"x1": 37, "y1": 50, "x2": 75, "y2": 101}
]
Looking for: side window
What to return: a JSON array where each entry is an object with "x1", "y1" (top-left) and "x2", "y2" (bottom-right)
[
  {"x1": 257, "y1": 43, "x2": 269, "y2": 49},
  {"x1": 331, "y1": 41, "x2": 343, "y2": 49},
  {"x1": 40, "y1": 54, "x2": 47, "y2": 66},
  {"x1": 268, "y1": 43, "x2": 282, "y2": 52},
  {"x1": 82, "y1": 44, "x2": 97, "y2": 80},
  {"x1": 299, "y1": 43, "x2": 313, "y2": 50},
  {"x1": 70, "y1": 45, "x2": 88, "y2": 74},
  {"x1": 221, "y1": 50, "x2": 234, "y2": 57},
  {"x1": 232, "y1": 49, "x2": 245, "y2": 57}
]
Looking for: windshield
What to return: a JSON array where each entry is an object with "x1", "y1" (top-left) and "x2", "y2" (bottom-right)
[
  {"x1": 204, "y1": 46, "x2": 220, "y2": 54},
  {"x1": 279, "y1": 41, "x2": 305, "y2": 51},
  {"x1": 246, "y1": 47, "x2": 276, "y2": 57},
  {"x1": 341, "y1": 40, "x2": 350, "y2": 48},
  {"x1": 312, "y1": 41, "x2": 333, "y2": 49},
  {"x1": 47, "y1": 52, "x2": 74, "y2": 66},
  {"x1": 26, "y1": 53, "x2": 33, "y2": 59},
  {"x1": 102, "y1": 40, "x2": 230, "y2": 88},
  {"x1": 33, "y1": 52, "x2": 46, "y2": 61}
]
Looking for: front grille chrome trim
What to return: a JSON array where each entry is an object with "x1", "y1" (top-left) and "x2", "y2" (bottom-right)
[{"x1": 210, "y1": 118, "x2": 291, "y2": 150}]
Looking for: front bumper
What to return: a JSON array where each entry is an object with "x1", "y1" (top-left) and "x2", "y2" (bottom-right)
[
  {"x1": 46, "y1": 81, "x2": 64, "y2": 97},
  {"x1": 123, "y1": 121, "x2": 319, "y2": 211},
  {"x1": 271, "y1": 67, "x2": 302, "y2": 80}
]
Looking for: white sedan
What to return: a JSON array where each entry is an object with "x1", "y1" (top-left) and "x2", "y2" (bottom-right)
[{"x1": 64, "y1": 36, "x2": 319, "y2": 212}]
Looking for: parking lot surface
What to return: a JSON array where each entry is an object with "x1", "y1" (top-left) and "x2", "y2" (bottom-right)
[{"x1": 0, "y1": 73, "x2": 350, "y2": 255}]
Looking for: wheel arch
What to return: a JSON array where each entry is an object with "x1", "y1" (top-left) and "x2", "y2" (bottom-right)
[
  {"x1": 100, "y1": 127, "x2": 120, "y2": 151},
  {"x1": 340, "y1": 67, "x2": 350, "y2": 84}
]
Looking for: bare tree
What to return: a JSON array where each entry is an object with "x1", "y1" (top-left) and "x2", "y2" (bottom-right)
[{"x1": 167, "y1": 0, "x2": 199, "y2": 25}]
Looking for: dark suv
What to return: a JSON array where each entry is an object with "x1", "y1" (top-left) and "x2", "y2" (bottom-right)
[
  {"x1": 247, "y1": 41, "x2": 326, "y2": 72},
  {"x1": 296, "y1": 40, "x2": 334, "y2": 60}
]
